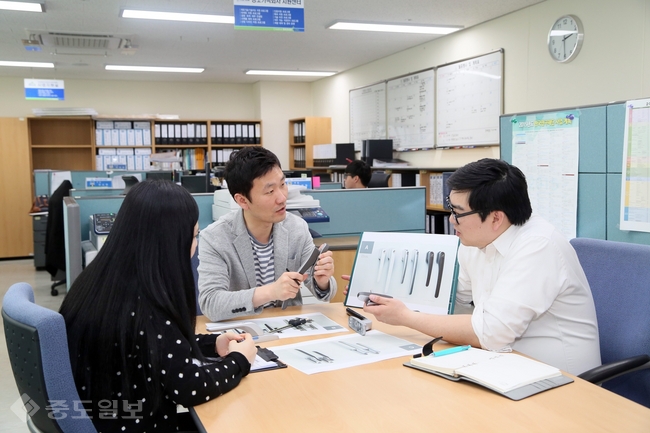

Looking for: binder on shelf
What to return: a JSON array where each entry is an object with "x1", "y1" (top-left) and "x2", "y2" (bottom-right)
[
  {"x1": 235, "y1": 123, "x2": 243, "y2": 144},
  {"x1": 181, "y1": 124, "x2": 188, "y2": 144},
  {"x1": 198, "y1": 124, "x2": 206, "y2": 145},
  {"x1": 134, "y1": 129, "x2": 144, "y2": 146},
  {"x1": 111, "y1": 129, "x2": 119, "y2": 146},
  {"x1": 119, "y1": 129, "x2": 128, "y2": 146},
  {"x1": 255, "y1": 123, "x2": 261, "y2": 144},
  {"x1": 216, "y1": 124, "x2": 224, "y2": 144},
  {"x1": 127, "y1": 129, "x2": 136, "y2": 146},
  {"x1": 161, "y1": 124, "x2": 169, "y2": 145},
  {"x1": 174, "y1": 124, "x2": 182, "y2": 145},
  {"x1": 103, "y1": 130, "x2": 112, "y2": 146},
  {"x1": 228, "y1": 124, "x2": 236, "y2": 144},
  {"x1": 242, "y1": 124, "x2": 249, "y2": 143},
  {"x1": 154, "y1": 124, "x2": 162, "y2": 144},
  {"x1": 249, "y1": 124, "x2": 255, "y2": 144}
]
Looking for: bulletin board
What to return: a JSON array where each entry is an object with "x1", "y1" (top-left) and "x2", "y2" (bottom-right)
[
  {"x1": 436, "y1": 50, "x2": 503, "y2": 148},
  {"x1": 349, "y1": 81, "x2": 387, "y2": 152},
  {"x1": 386, "y1": 68, "x2": 435, "y2": 151}
]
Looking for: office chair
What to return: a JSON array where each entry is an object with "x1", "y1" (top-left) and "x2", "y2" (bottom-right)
[
  {"x1": 570, "y1": 238, "x2": 650, "y2": 407},
  {"x1": 121, "y1": 175, "x2": 139, "y2": 195},
  {"x1": 2, "y1": 282, "x2": 98, "y2": 433},
  {"x1": 367, "y1": 172, "x2": 391, "y2": 188},
  {"x1": 45, "y1": 180, "x2": 73, "y2": 296}
]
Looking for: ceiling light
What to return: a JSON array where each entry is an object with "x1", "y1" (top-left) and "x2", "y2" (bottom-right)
[
  {"x1": 328, "y1": 21, "x2": 461, "y2": 35},
  {"x1": 0, "y1": 60, "x2": 53, "y2": 68},
  {"x1": 121, "y1": 9, "x2": 233, "y2": 24},
  {"x1": 106, "y1": 65, "x2": 204, "y2": 73},
  {"x1": 0, "y1": 1, "x2": 43, "y2": 12},
  {"x1": 246, "y1": 70, "x2": 336, "y2": 77}
]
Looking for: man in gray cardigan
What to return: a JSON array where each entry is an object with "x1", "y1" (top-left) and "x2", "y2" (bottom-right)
[{"x1": 198, "y1": 147, "x2": 337, "y2": 321}]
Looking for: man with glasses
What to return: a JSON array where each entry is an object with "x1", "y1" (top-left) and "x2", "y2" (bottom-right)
[
  {"x1": 343, "y1": 160, "x2": 371, "y2": 189},
  {"x1": 363, "y1": 158, "x2": 600, "y2": 375}
]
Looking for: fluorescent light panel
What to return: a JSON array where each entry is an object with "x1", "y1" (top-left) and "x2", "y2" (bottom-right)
[
  {"x1": 0, "y1": 60, "x2": 53, "y2": 68},
  {"x1": 0, "y1": 1, "x2": 43, "y2": 12},
  {"x1": 246, "y1": 70, "x2": 336, "y2": 77},
  {"x1": 329, "y1": 21, "x2": 461, "y2": 35},
  {"x1": 121, "y1": 9, "x2": 233, "y2": 24},
  {"x1": 106, "y1": 65, "x2": 204, "y2": 73}
]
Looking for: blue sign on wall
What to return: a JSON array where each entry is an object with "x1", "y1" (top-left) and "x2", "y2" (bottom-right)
[
  {"x1": 24, "y1": 79, "x2": 65, "y2": 100},
  {"x1": 234, "y1": 0, "x2": 304, "y2": 32}
]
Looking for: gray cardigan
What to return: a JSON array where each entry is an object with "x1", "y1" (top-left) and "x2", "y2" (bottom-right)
[{"x1": 197, "y1": 209, "x2": 337, "y2": 321}]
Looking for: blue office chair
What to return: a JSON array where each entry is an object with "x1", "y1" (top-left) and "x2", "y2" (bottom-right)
[
  {"x1": 570, "y1": 238, "x2": 650, "y2": 407},
  {"x1": 2, "y1": 282, "x2": 97, "y2": 433}
]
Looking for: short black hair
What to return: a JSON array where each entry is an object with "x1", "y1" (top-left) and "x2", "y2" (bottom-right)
[
  {"x1": 224, "y1": 146, "x2": 281, "y2": 201},
  {"x1": 447, "y1": 158, "x2": 532, "y2": 226},
  {"x1": 344, "y1": 160, "x2": 372, "y2": 186}
]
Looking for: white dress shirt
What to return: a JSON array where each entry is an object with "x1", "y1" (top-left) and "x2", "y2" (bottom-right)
[{"x1": 455, "y1": 214, "x2": 601, "y2": 375}]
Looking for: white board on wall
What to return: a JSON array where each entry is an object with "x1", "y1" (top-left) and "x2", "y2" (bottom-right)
[
  {"x1": 386, "y1": 68, "x2": 435, "y2": 151},
  {"x1": 349, "y1": 82, "x2": 386, "y2": 152},
  {"x1": 436, "y1": 50, "x2": 503, "y2": 148}
]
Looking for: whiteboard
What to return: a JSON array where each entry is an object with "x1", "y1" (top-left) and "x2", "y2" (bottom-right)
[
  {"x1": 386, "y1": 68, "x2": 435, "y2": 150},
  {"x1": 436, "y1": 50, "x2": 503, "y2": 148},
  {"x1": 349, "y1": 82, "x2": 387, "y2": 151}
]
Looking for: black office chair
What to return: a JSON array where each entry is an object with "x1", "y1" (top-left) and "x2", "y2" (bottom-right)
[
  {"x1": 45, "y1": 180, "x2": 73, "y2": 296},
  {"x1": 367, "y1": 172, "x2": 391, "y2": 188},
  {"x1": 121, "y1": 175, "x2": 139, "y2": 195}
]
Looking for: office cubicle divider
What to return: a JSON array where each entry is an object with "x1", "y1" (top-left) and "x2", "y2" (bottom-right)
[
  {"x1": 500, "y1": 102, "x2": 650, "y2": 245},
  {"x1": 62, "y1": 187, "x2": 426, "y2": 288}
]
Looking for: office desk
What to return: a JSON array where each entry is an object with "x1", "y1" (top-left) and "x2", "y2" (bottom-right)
[{"x1": 193, "y1": 304, "x2": 650, "y2": 433}]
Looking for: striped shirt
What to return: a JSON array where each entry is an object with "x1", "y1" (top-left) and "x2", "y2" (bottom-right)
[{"x1": 249, "y1": 234, "x2": 275, "y2": 288}]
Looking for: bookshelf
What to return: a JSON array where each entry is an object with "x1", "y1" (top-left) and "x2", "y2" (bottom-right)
[
  {"x1": 27, "y1": 117, "x2": 262, "y2": 173},
  {"x1": 288, "y1": 117, "x2": 331, "y2": 169},
  {"x1": 29, "y1": 117, "x2": 95, "y2": 170}
]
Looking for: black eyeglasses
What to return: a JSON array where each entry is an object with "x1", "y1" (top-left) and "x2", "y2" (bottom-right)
[{"x1": 446, "y1": 196, "x2": 481, "y2": 223}]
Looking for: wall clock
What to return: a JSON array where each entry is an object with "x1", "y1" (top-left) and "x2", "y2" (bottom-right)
[{"x1": 548, "y1": 15, "x2": 584, "y2": 63}]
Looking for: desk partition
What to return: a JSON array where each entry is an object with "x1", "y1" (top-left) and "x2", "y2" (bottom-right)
[
  {"x1": 63, "y1": 193, "x2": 214, "y2": 290},
  {"x1": 308, "y1": 187, "x2": 425, "y2": 237}
]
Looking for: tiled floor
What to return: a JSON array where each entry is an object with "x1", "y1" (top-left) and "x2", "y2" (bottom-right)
[{"x1": 0, "y1": 259, "x2": 64, "y2": 433}]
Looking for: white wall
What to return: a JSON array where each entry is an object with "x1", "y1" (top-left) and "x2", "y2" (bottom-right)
[
  {"x1": 312, "y1": 0, "x2": 650, "y2": 167},
  {"x1": 2, "y1": 0, "x2": 649, "y2": 170}
]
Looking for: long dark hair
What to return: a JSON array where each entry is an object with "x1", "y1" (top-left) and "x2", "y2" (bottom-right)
[{"x1": 60, "y1": 180, "x2": 201, "y2": 410}]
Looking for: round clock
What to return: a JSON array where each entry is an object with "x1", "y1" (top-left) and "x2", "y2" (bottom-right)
[{"x1": 547, "y1": 15, "x2": 584, "y2": 63}]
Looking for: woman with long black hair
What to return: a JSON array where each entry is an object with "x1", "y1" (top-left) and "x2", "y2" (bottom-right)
[{"x1": 60, "y1": 180, "x2": 256, "y2": 432}]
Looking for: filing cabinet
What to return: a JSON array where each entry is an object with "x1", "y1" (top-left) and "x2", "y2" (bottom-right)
[{"x1": 32, "y1": 214, "x2": 47, "y2": 269}]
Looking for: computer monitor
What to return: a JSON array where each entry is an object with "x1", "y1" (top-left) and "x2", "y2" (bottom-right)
[
  {"x1": 181, "y1": 175, "x2": 208, "y2": 193},
  {"x1": 285, "y1": 177, "x2": 313, "y2": 189},
  {"x1": 146, "y1": 171, "x2": 174, "y2": 182},
  {"x1": 283, "y1": 169, "x2": 312, "y2": 179}
]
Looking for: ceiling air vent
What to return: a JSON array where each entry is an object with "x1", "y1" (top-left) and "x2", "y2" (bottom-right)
[{"x1": 28, "y1": 31, "x2": 133, "y2": 50}]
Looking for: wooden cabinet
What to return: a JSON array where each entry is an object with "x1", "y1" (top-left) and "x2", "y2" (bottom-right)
[
  {"x1": 0, "y1": 118, "x2": 34, "y2": 258},
  {"x1": 29, "y1": 117, "x2": 95, "y2": 170},
  {"x1": 289, "y1": 117, "x2": 331, "y2": 169}
]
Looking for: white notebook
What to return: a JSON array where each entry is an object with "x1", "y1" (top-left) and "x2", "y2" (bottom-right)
[{"x1": 409, "y1": 348, "x2": 562, "y2": 394}]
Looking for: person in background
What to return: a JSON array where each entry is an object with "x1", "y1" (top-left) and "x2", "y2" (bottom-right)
[
  {"x1": 60, "y1": 180, "x2": 257, "y2": 433},
  {"x1": 198, "y1": 146, "x2": 336, "y2": 321},
  {"x1": 344, "y1": 159, "x2": 372, "y2": 189},
  {"x1": 346, "y1": 158, "x2": 601, "y2": 375}
]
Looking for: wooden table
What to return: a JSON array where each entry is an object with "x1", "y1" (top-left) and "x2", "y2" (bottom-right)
[{"x1": 192, "y1": 303, "x2": 650, "y2": 433}]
